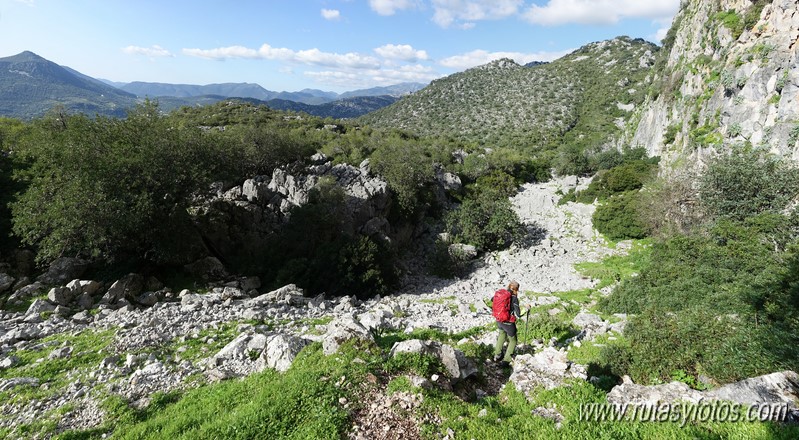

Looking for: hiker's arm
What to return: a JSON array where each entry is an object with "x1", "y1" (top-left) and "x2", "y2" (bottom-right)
[{"x1": 511, "y1": 295, "x2": 522, "y2": 318}]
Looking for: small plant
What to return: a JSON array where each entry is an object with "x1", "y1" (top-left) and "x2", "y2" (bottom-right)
[
  {"x1": 728, "y1": 123, "x2": 742, "y2": 138},
  {"x1": 776, "y1": 71, "x2": 789, "y2": 93}
]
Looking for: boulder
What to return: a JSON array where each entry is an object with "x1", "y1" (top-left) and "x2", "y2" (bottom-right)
[
  {"x1": 240, "y1": 276, "x2": 262, "y2": 291},
  {"x1": 448, "y1": 243, "x2": 478, "y2": 260},
  {"x1": 36, "y1": 257, "x2": 88, "y2": 285},
  {"x1": 263, "y1": 334, "x2": 309, "y2": 372},
  {"x1": 211, "y1": 333, "x2": 254, "y2": 364},
  {"x1": 221, "y1": 286, "x2": 247, "y2": 301},
  {"x1": 26, "y1": 298, "x2": 56, "y2": 316},
  {"x1": 136, "y1": 291, "x2": 163, "y2": 307},
  {"x1": 8, "y1": 281, "x2": 45, "y2": 303},
  {"x1": 322, "y1": 315, "x2": 373, "y2": 355},
  {"x1": 509, "y1": 347, "x2": 588, "y2": 394},
  {"x1": 607, "y1": 379, "x2": 703, "y2": 406},
  {"x1": 47, "y1": 287, "x2": 75, "y2": 306},
  {"x1": 390, "y1": 339, "x2": 478, "y2": 381},
  {"x1": 0, "y1": 273, "x2": 14, "y2": 293},
  {"x1": 184, "y1": 256, "x2": 228, "y2": 281},
  {"x1": 705, "y1": 371, "x2": 799, "y2": 407},
  {"x1": 246, "y1": 284, "x2": 305, "y2": 308},
  {"x1": 0, "y1": 377, "x2": 39, "y2": 392},
  {"x1": 102, "y1": 274, "x2": 144, "y2": 305},
  {"x1": 608, "y1": 371, "x2": 799, "y2": 409}
]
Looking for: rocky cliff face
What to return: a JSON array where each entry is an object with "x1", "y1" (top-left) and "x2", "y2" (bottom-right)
[
  {"x1": 625, "y1": 0, "x2": 799, "y2": 168},
  {"x1": 191, "y1": 153, "x2": 392, "y2": 267}
]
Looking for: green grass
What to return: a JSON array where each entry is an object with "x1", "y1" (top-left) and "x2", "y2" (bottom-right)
[
  {"x1": 162, "y1": 321, "x2": 242, "y2": 363},
  {"x1": 374, "y1": 325, "x2": 493, "y2": 351},
  {"x1": 575, "y1": 239, "x2": 653, "y2": 289},
  {"x1": 419, "y1": 380, "x2": 798, "y2": 439},
  {"x1": 567, "y1": 333, "x2": 626, "y2": 365},
  {"x1": 0, "y1": 328, "x2": 118, "y2": 439},
  {"x1": 60, "y1": 341, "x2": 379, "y2": 440},
  {"x1": 0, "y1": 329, "x2": 117, "y2": 405}
]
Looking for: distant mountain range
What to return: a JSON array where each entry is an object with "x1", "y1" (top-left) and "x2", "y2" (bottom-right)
[
  {"x1": 0, "y1": 51, "x2": 425, "y2": 119},
  {"x1": 116, "y1": 81, "x2": 424, "y2": 105}
]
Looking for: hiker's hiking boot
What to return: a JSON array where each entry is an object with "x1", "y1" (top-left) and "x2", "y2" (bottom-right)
[
  {"x1": 498, "y1": 360, "x2": 511, "y2": 368},
  {"x1": 492, "y1": 355, "x2": 503, "y2": 363}
]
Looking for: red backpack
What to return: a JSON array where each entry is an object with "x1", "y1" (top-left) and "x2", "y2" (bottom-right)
[{"x1": 492, "y1": 289, "x2": 515, "y2": 323}]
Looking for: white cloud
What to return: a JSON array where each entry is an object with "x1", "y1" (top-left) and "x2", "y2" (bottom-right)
[
  {"x1": 653, "y1": 17, "x2": 674, "y2": 42},
  {"x1": 13, "y1": 0, "x2": 35, "y2": 5},
  {"x1": 122, "y1": 45, "x2": 173, "y2": 57},
  {"x1": 374, "y1": 44, "x2": 429, "y2": 61},
  {"x1": 439, "y1": 48, "x2": 571, "y2": 69},
  {"x1": 182, "y1": 45, "x2": 259, "y2": 59},
  {"x1": 369, "y1": 0, "x2": 417, "y2": 16},
  {"x1": 431, "y1": 0, "x2": 522, "y2": 28},
  {"x1": 321, "y1": 8, "x2": 341, "y2": 20},
  {"x1": 183, "y1": 43, "x2": 380, "y2": 69},
  {"x1": 305, "y1": 64, "x2": 441, "y2": 88},
  {"x1": 295, "y1": 48, "x2": 380, "y2": 68},
  {"x1": 523, "y1": 0, "x2": 679, "y2": 26}
]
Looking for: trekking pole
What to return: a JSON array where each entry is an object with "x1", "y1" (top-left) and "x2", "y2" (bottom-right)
[{"x1": 523, "y1": 307, "x2": 531, "y2": 346}]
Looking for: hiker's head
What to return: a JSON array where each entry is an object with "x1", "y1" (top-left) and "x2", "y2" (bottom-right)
[{"x1": 508, "y1": 281, "x2": 519, "y2": 294}]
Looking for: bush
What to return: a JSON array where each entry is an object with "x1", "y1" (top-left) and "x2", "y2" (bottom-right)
[
  {"x1": 592, "y1": 191, "x2": 649, "y2": 240},
  {"x1": 600, "y1": 216, "x2": 799, "y2": 383},
  {"x1": 638, "y1": 171, "x2": 705, "y2": 237},
  {"x1": 553, "y1": 144, "x2": 590, "y2": 176},
  {"x1": 370, "y1": 135, "x2": 438, "y2": 214},
  {"x1": 445, "y1": 194, "x2": 525, "y2": 252},
  {"x1": 699, "y1": 147, "x2": 799, "y2": 222},
  {"x1": 11, "y1": 103, "x2": 222, "y2": 264}
]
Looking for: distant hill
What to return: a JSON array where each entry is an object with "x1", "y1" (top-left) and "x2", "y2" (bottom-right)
[
  {"x1": 119, "y1": 81, "x2": 424, "y2": 105},
  {"x1": 153, "y1": 94, "x2": 398, "y2": 119},
  {"x1": 121, "y1": 82, "x2": 276, "y2": 101},
  {"x1": 339, "y1": 82, "x2": 425, "y2": 99},
  {"x1": 266, "y1": 95, "x2": 399, "y2": 118},
  {"x1": 359, "y1": 37, "x2": 658, "y2": 150},
  {"x1": 0, "y1": 51, "x2": 136, "y2": 119}
]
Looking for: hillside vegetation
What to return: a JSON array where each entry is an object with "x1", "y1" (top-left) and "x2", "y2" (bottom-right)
[{"x1": 360, "y1": 37, "x2": 656, "y2": 152}]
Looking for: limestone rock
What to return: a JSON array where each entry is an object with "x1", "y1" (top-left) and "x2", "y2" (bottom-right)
[
  {"x1": 390, "y1": 339, "x2": 477, "y2": 381},
  {"x1": 37, "y1": 257, "x2": 88, "y2": 285},
  {"x1": 0, "y1": 273, "x2": 14, "y2": 293},
  {"x1": 322, "y1": 315, "x2": 373, "y2": 355},
  {"x1": 102, "y1": 274, "x2": 144, "y2": 305},
  {"x1": 184, "y1": 257, "x2": 228, "y2": 281},
  {"x1": 705, "y1": 371, "x2": 799, "y2": 407},
  {"x1": 509, "y1": 347, "x2": 588, "y2": 394},
  {"x1": 263, "y1": 334, "x2": 308, "y2": 372}
]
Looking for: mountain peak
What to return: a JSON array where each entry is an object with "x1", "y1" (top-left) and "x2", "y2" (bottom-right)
[
  {"x1": 2, "y1": 51, "x2": 48, "y2": 63},
  {"x1": 477, "y1": 58, "x2": 521, "y2": 71}
]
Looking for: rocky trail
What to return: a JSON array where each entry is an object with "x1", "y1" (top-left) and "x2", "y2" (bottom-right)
[{"x1": 1, "y1": 176, "x2": 797, "y2": 438}]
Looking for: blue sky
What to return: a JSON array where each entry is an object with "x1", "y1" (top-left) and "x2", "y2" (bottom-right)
[{"x1": 0, "y1": 0, "x2": 679, "y2": 93}]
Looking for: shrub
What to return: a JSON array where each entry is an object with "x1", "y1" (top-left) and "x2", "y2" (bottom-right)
[
  {"x1": 600, "y1": 216, "x2": 799, "y2": 383},
  {"x1": 11, "y1": 103, "x2": 222, "y2": 264},
  {"x1": 553, "y1": 144, "x2": 591, "y2": 176},
  {"x1": 370, "y1": 135, "x2": 438, "y2": 214},
  {"x1": 699, "y1": 147, "x2": 799, "y2": 222},
  {"x1": 663, "y1": 123, "x2": 680, "y2": 145},
  {"x1": 445, "y1": 194, "x2": 525, "y2": 252},
  {"x1": 592, "y1": 191, "x2": 649, "y2": 241},
  {"x1": 638, "y1": 171, "x2": 705, "y2": 237}
]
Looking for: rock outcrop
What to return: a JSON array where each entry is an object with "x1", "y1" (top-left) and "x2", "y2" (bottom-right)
[
  {"x1": 625, "y1": 0, "x2": 799, "y2": 167},
  {"x1": 193, "y1": 153, "x2": 392, "y2": 268}
]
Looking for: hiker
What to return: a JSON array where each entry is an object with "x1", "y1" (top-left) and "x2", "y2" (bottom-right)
[{"x1": 490, "y1": 281, "x2": 522, "y2": 366}]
